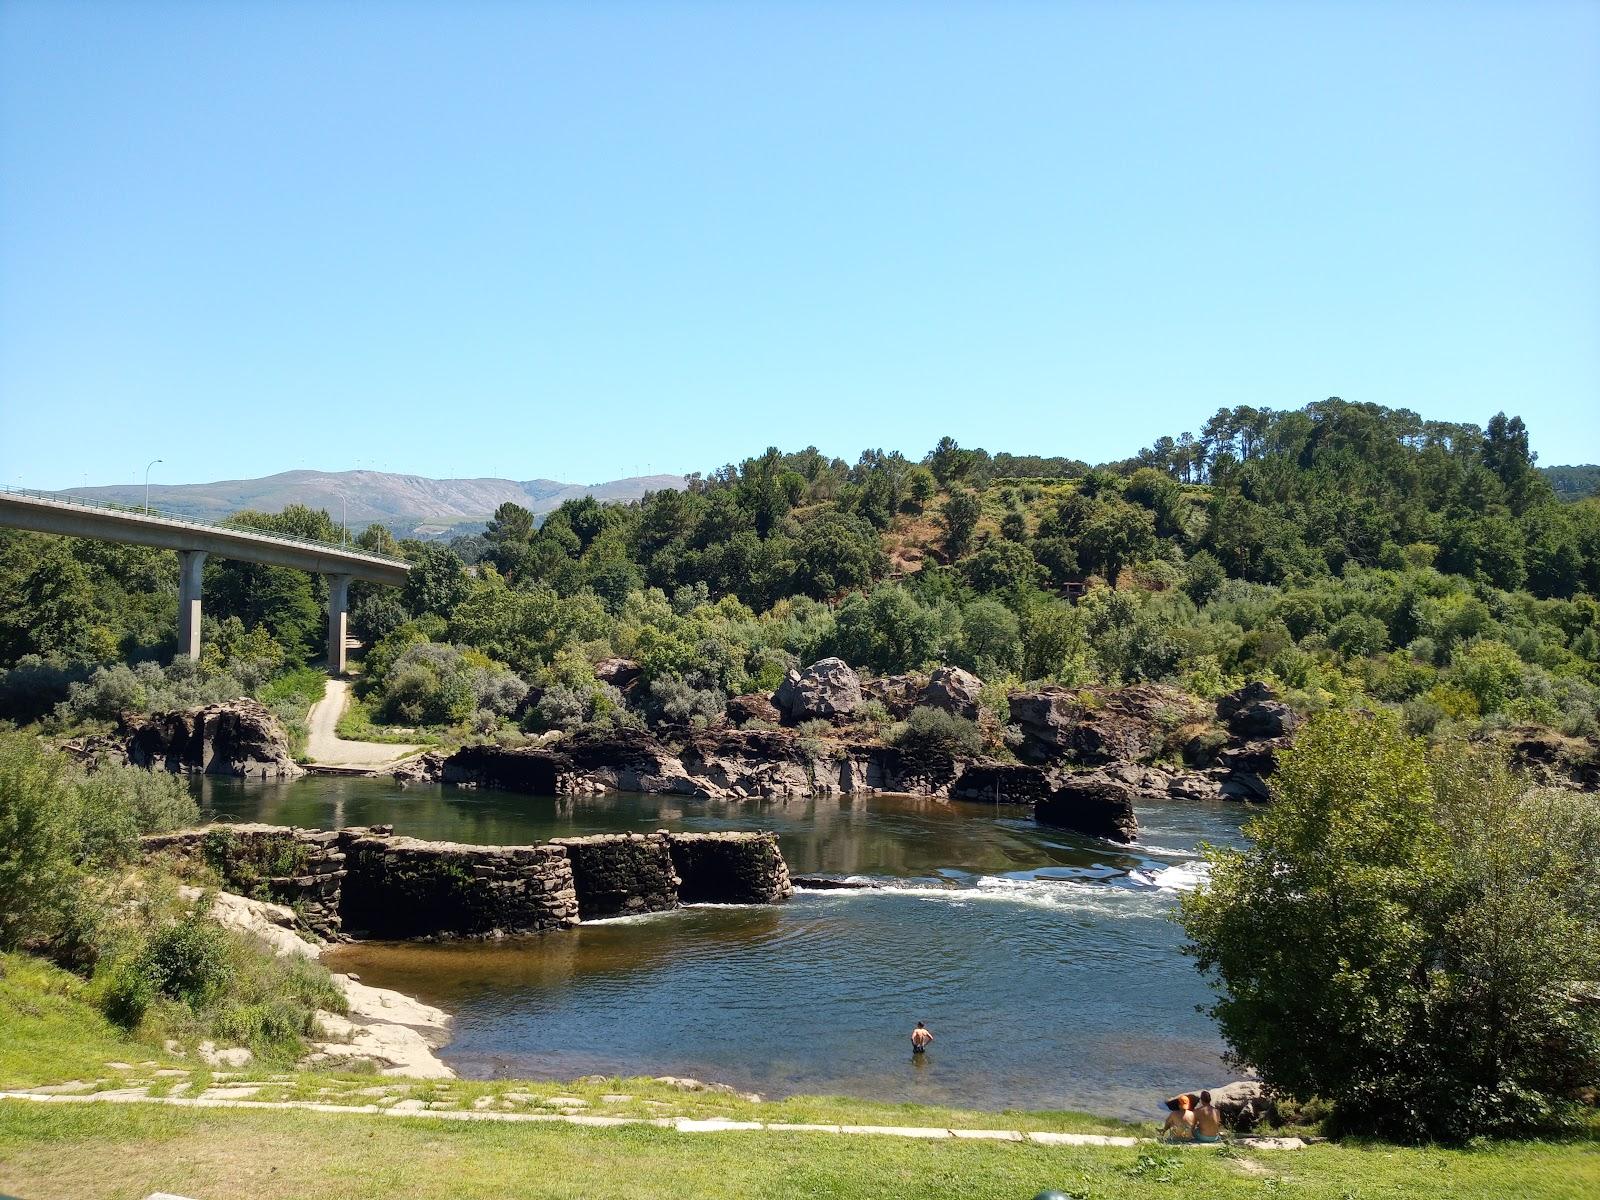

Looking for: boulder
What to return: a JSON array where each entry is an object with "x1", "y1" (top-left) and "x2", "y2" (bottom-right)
[
  {"x1": 920, "y1": 666, "x2": 984, "y2": 720},
  {"x1": 1034, "y1": 772, "x2": 1139, "y2": 843},
  {"x1": 772, "y1": 658, "x2": 863, "y2": 723},
  {"x1": 861, "y1": 673, "x2": 926, "y2": 719},
  {"x1": 122, "y1": 698, "x2": 303, "y2": 779},
  {"x1": 1217, "y1": 682, "x2": 1298, "y2": 739},
  {"x1": 726, "y1": 692, "x2": 782, "y2": 727},
  {"x1": 593, "y1": 657, "x2": 643, "y2": 693}
]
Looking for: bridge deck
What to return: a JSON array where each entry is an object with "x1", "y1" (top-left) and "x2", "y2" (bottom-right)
[{"x1": 0, "y1": 487, "x2": 409, "y2": 585}]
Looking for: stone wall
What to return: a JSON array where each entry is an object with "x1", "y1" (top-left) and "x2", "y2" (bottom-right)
[
  {"x1": 552, "y1": 832, "x2": 679, "y2": 920},
  {"x1": 340, "y1": 834, "x2": 578, "y2": 939},
  {"x1": 141, "y1": 823, "x2": 792, "y2": 941},
  {"x1": 667, "y1": 832, "x2": 791, "y2": 905}
]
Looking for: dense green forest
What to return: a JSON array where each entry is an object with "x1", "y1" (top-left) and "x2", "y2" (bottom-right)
[{"x1": 4, "y1": 398, "x2": 1599, "y2": 749}]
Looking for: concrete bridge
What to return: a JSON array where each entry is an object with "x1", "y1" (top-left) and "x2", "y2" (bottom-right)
[{"x1": 0, "y1": 488, "x2": 409, "y2": 673}]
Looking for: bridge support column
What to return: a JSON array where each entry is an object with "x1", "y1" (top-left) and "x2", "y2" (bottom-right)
[
  {"x1": 326, "y1": 573, "x2": 353, "y2": 675},
  {"x1": 177, "y1": 550, "x2": 206, "y2": 661}
]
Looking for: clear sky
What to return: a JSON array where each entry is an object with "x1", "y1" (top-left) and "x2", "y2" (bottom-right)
[{"x1": 2, "y1": 1, "x2": 1597, "y2": 490}]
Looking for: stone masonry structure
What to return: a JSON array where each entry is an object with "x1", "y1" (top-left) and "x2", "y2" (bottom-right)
[{"x1": 142, "y1": 824, "x2": 792, "y2": 941}]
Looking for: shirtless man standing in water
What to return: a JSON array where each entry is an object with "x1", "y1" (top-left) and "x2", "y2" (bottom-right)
[{"x1": 911, "y1": 1022, "x2": 934, "y2": 1054}]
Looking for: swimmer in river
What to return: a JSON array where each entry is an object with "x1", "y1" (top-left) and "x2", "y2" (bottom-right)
[{"x1": 911, "y1": 1021, "x2": 934, "y2": 1054}]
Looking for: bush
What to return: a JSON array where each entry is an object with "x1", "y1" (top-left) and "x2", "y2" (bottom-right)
[
  {"x1": 893, "y1": 705, "x2": 983, "y2": 765},
  {"x1": 648, "y1": 674, "x2": 725, "y2": 726},
  {"x1": 0, "y1": 732, "x2": 82, "y2": 950},
  {"x1": 1180, "y1": 711, "x2": 1600, "y2": 1142},
  {"x1": 76, "y1": 764, "x2": 197, "y2": 867}
]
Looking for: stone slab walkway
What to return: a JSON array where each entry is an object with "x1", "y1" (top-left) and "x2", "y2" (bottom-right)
[{"x1": 0, "y1": 1091, "x2": 1305, "y2": 1150}]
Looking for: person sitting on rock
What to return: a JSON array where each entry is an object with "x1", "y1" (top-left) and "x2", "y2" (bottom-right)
[
  {"x1": 1191, "y1": 1090, "x2": 1224, "y2": 1143},
  {"x1": 910, "y1": 1021, "x2": 934, "y2": 1054},
  {"x1": 1160, "y1": 1094, "x2": 1195, "y2": 1142}
]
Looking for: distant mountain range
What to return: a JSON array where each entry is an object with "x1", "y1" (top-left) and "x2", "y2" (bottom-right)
[{"x1": 65, "y1": 469, "x2": 687, "y2": 538}]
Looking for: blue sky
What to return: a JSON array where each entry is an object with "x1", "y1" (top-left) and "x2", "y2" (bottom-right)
[{"x1": 2, "y1": 1, "x2": 1597, "y2": 490}]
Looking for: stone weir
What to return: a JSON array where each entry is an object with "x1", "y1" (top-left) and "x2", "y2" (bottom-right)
[{"x1": 140, "y1": 824, "x2": 792, "y2": 941}]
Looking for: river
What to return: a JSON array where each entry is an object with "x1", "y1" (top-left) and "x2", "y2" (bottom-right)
[{"x1": 196, "y1": 775, "x2": 1253, "y2": 1118}]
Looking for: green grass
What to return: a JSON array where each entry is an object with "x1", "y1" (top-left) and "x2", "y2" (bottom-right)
[
  {"x1": 0, "y1": 953, "x2": 183, "y2": 1086},
  {"x1": 2, "y1": 1101, "x2": 1596, "y2": 1200},
  {"x1": 335, "y1": 694, "x2": 439, "y2": 745}
]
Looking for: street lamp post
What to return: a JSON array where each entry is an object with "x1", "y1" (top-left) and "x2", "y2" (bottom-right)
[{"x1": 144, "y1": 459, "x2": 163, "y2": 515}]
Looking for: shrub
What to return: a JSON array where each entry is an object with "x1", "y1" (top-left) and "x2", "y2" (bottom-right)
[
  {"x1": 0, "y1": 732, "x2": 81, "y2": 950},
  {"x1": 75, "y1": 764, "x2": 198, "y2": 867},
  {"x1": 136, "y1": 910, "x2": 233, "y2": 1012},
  {"x1": 893, "y1": 705, "x2": 983, "y2": 765},
  {"x1": 648, "y1": 674, "x2": 726, "y2": 726}
]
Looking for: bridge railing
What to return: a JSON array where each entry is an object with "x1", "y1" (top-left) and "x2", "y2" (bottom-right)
[{"x1": 0, "y1": 484, "x2": 411, "y2": 568}]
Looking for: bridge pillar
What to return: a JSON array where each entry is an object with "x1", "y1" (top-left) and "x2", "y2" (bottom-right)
[
  {"x1": 177, "y1": 550, "x2": 206, "y2": 661},
  {"x1": 326, "y1": 573, "x2": 353, "y2": 675}
]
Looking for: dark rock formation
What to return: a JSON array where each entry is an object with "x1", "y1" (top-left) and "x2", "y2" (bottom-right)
[
  {"x1": 1494, "y1": 726, "x2": 1600, "y2": 792},
  {"x1": 773, "y1": 657, "x2": 862, "y2": 722},
  {"x1": 141, "y1": 823, "x2": 792, "y2": 941},
  {"x1": 121, "y1": 699, "x2": 303, "y2": 779},
  {"x1": 726, "y1": 692, "x2": 782, "y2": 727},
  {"x1": 1217, "y1": 682, "x2": 1298, "y2": 739},
  {"x1": 667, "y1": 832, "x2": 791, "y2": 904},
  {"x1": 593, "y1": 657, "x2": 643, "y2": 693},
  {"x1": 1034, "y1": 772, "x2": 1139, "y2": 843},
  {"x1": 921, "y1": 666, "x2": 984, "y2": 719},
  {"x1": 553, "y1": 832, "x2": 679, "y2": 919},
  {"x1": 861, "y1": 673, "x2": 926, "y2": 719},
  {"x1": 1010, "y1": 684, "x2": 1202, "y2": 766}
]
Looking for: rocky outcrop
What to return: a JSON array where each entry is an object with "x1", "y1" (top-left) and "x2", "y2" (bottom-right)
[
  {"x1": 431, "y1": 733, "x2": 1135, "y2": 840},
  {"x1": 121, "y1": 698, "x2": 303, "y2": 778},
  {"x1": 1493, "y1": 726, "x2": 1600, "y2": 792},
  {"x1": 773, "y1": 657, "x2": 862, "y2": 722},
  {"x1": 1034, "y1": 772, "x2": 1139, "y2": 843},
  {"x1": 179, "y1": 885, "x2": 454, "y2": 1078},
  {"x1": 861, "y1": 673, "x2": 926, "y2": 719},
  {"x1": 142, "y1": 822, "x2": 793, "y2": 941},
  {"x1": 726, "y1": 692, "x2": 782, "y2": 727},
  {"x1": 1006, "y1": 681, "x2": 1297, "y2": 804},
  {"x1": 1010, "y1": 684, "x2": 1204, "y2": 766},
  {"x1": 921, "y1": 666, "x2": 984, "y2": 719},
  {"x1": 1218, "y1": 682, "x2": 1298, "y2": 740},
  {"x1": 593, "y1": 657, "x2": 643, "y2": 693}
]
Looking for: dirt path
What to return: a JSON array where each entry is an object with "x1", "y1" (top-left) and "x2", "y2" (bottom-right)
[{"x1": 304, "y1": 678, "x2": 421, "y2": 769}]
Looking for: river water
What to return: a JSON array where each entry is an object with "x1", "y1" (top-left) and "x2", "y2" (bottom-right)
[{"x1": 196, "y1": 776, "x2": 1252, "y2": 1118}]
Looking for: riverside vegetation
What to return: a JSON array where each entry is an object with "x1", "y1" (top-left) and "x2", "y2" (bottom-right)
[{"x1": 2, "y1": 399, "x2": 1599, "y2": 1192}]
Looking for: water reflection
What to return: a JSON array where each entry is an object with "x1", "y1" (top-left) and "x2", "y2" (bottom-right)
[{"x1": 202, "y1": 775, "x2": 1252, "y2": 1116}]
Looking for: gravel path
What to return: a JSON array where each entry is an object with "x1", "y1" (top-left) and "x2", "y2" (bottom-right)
[{"x1": 304, "y1": 678, "x2": 420, "y2": 769}]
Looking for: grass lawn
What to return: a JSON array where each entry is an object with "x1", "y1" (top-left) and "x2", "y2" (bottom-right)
[
  {"x1": 3, "y1": 1102, "x2": 1597, "y2": 1200},
  {"x1": 3, "y1": 953, "x2": 1597, "y2": 1199}
]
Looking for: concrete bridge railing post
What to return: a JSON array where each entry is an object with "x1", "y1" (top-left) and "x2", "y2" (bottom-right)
[
  {"x1": 178, "y1": 550, "x2": 206, "y2": 661},
  {"x1": 326, "y1": 573, "x2": 353, "y2": 675}
]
